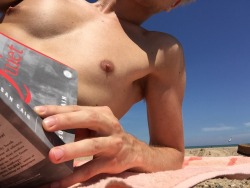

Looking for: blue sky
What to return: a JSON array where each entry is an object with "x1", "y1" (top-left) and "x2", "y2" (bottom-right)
[{"x1": 121, "y1": 0, "x2": 250, "y2": 147}]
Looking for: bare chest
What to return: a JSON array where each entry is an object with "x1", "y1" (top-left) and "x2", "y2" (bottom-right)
[
  {"x1": 45, "y1": 27, "x2": 150, "y2": 114},
  {"x1": 0, "y1": 1, "x2": 154, "y2": 117}
]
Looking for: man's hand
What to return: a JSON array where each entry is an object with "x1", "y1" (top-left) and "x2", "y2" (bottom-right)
[{"x1": 34, "y1": 105, "x2": 142, "y2": 188}]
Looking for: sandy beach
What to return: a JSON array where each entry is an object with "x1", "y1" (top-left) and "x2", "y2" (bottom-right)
[
  {"x1": 185, "y1": 146, "x2": 240, "y2": 157},
  {"x1": 185, "y1": 146, "x2": 250, "y2": 188}
]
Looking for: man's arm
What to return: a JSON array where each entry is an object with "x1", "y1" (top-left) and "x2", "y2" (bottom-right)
[
  {"x1": 33, "y1": 34, "x2": 186, "y2": 187},
  {"x1": 124, "y1": 34, "x2": 186, "y2": 173},
  {"x1": 141, "y1": 34, "x2": 186, "y2": 171}
]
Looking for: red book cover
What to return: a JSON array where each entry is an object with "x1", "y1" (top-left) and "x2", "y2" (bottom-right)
[{"x1": 0, "y1": 33, "x2": 78, "y2": 187}]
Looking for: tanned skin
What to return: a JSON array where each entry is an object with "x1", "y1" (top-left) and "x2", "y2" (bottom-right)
[{"x1": 0, "y1": 0, "x2": 186, "y2": 187}]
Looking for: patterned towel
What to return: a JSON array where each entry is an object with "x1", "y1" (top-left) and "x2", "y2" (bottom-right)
[{"x1": 70, "y1": 156, "x2": 250, "y2": 188}]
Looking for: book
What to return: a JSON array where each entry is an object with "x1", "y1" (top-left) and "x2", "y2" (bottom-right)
[{"x1": 0, "y1": 33, "x2": 78, "y2": 187}]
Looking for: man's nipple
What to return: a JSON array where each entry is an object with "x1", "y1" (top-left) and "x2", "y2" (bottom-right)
[{"x1": 100, "y1": 60, "x2": 114, "y2": 73}]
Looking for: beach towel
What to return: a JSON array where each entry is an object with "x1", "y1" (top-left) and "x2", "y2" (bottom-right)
[{"x1": 70, "y1": 156, "x2": 250, "y2": 188}]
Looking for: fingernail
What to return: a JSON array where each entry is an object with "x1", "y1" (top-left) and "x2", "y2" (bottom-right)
[
  {"x1": 34, "y1": 106, "x2": 46, "y2": 115},
  {"x1": 43, "y1": 117, "x2": 56, "y2": 128},
  {"x1": 52, "y1": 147, "x2": 64, "y2": 161},
  {"x1": 50, "y1": 181, "x2": 60, "y2": 188}
]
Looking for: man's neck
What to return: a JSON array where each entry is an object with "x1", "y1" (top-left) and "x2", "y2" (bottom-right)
[{"x1": 93, "y1": 0, "x2": 155, "y2": 25}]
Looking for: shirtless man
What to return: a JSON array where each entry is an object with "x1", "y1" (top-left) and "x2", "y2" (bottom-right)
[{"x1": 0, "y1": 0, "x2": 192, "y2": 187}]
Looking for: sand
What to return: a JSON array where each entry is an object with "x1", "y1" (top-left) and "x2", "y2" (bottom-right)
[
  {"x1": 185, "y1": 146, "x2": 250, "y2": 188},
  {"x1": 185, "y1": 146, "x2": 240, "y2": 157}
]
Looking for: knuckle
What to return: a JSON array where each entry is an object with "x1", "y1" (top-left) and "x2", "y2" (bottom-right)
[
  {"x1": 54, "y1": 112, "x2": 68, "y2": 123},
  {"x1": 92, "y1": 138, "x2": 102, "y2": 151},
  {"x1": 87, "y1": 109, "x2": 100, "y2": 124},
  {"x1": 112, "y1": 119, "x2": 122, "y2": 132},
  {"x1": 62, "y1": 114, "x2": 72, "y2": 123},
  {"x1": 99, "y1": 106, "x2": 121, "y2": 128},
  {"x1": 112, "y1": 137, "x2": 123, "y2": 150},
  {"x1": 51, "y1": 114, "x2": 71, "y2": 129}
]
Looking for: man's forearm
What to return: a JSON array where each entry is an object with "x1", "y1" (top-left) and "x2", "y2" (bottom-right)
[{"x1": 129, "y1": 134, "x2": 184, "y2": 173}]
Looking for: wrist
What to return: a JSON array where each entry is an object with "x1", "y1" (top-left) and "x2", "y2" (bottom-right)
[
  {"x1": 128, "y1": 137, "x2": 184, "y2": 172},
  {"x1": 127, "y1": 135, "x2": 151, "y2": 172}
]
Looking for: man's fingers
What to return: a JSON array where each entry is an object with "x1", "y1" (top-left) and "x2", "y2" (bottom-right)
[
  {"x1": 48, "y1": 137, "x2": 124, "y2": 187},
  {"x1": 34, "y1": 105, "x2": 83, "y2": 117},
  {"x1": 37, "y1": 106, "x2": 121, "y2": 135},
  {"x1": 49, "y1": 136, "x2": 122, "y2": 164},
  {"x1": 54, "y1": 157, "x2": 120, "y2": 188}
]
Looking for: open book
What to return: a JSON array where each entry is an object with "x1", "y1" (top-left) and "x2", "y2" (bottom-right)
[{"x1": 0, "y1": 33, "x2": 78, "y2": 187}]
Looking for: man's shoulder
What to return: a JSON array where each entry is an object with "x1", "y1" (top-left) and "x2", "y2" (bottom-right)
[
  {"x1": 145, "y1": 30, "x2": 183, "y2": 52},
  {"x1": 142, "y1": 30, "x2": 186, "y2": 100},
  {"x1": 144, "y1": 30, "x2": 184, "y2": 70}
]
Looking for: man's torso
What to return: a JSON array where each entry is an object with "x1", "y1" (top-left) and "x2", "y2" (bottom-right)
[{"x1": 0, "y1": 0, "x2": 166, "y2": 118}]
